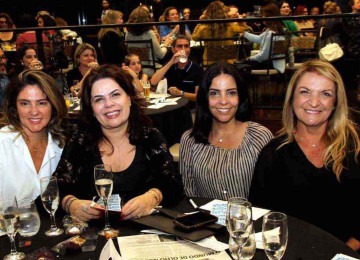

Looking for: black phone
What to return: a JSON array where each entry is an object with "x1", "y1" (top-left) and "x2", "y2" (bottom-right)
[{"x1": 173, "y1": 211, "x2": 218, "y2": 231}]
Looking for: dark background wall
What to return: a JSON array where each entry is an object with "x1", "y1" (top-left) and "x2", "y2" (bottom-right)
[{"x1": 0, "y1": 0, "x2": 350, "y2": 26}]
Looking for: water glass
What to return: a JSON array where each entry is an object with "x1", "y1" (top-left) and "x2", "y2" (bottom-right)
[
  {"x1": 178, "y1": 50, "x2": 188, "y2": 63},
  {"x1": 0, "y1": 195, "x2": 25, "y2": 260},
  {"x1": 40, "y1": 176, "x2": 64, "y2": 236},
  {"x1": 262, "y1": 212, "x2": 288, "y2": 260},
  {"x1": 18, "y1": 199, "x2": 40, "y2": 247}
]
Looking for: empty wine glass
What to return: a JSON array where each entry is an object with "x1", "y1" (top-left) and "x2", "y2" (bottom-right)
[
  {"x1": 18, "y1": 199, "x2": 40, "y2": 247},
  {"x1": 94, "y1": 164, "x2": 117, "y2": 237},
  {"x1": 226, "y1": 197, "x2": 253, "y2": 259},
  {"x1": 40, "y1": 176, "x2": 64, "y2": 236},
  {"x1": 0, "y1": 195, "x2": 25, "y2": 260},
  {"x1": 262, "y1": 212, "x2": 288, "y2": 260}
]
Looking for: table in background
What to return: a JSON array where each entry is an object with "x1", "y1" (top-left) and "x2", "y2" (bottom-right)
[{"x1": 1, "y1": 198, "x2": 359, "y2": 260}]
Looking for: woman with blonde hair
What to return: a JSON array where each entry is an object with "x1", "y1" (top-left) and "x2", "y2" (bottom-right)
[
  {"x1": 98, "y1": 10, "x2": 126, "y2": 65},
  {"x1": 249, "y1": 59, "x2": 360, "y2": 251},
  {"x1": 66, "y1": 43, "x2": 98, "y2": 96}
]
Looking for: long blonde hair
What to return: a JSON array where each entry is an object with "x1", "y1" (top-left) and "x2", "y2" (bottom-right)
[
  {"x1": 98, "y1": 10, "x2": 124, "y2": 41},
  {"x1": 278, "y1": 59, "x2": 360, "y2": 180}
]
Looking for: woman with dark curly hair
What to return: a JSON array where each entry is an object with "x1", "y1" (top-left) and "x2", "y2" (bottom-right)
[
  {"x1": 0, "y1": 69, "x2": 68, "y2": 201},
  {"x1": 125, "y1": 6, "x2": 172, "y2": 76},
  {"x1": 55, "y1": 64, "x2": 183, "y2": 223},
  {"x1": 0, "y1": 13, "x2": 16, "y2": 45}
]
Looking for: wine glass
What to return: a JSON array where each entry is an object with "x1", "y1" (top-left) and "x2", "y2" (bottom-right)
[
  {"x1": 18, "y1": 199, "x2": 40, "y2": 246},
  {"x1": 94, "y1": 164, "x2": 117, "y2": 237},
  {"x1": 29, "y1": 60, "x2": 43, "y2": 70},
  {"x1": 262, "y1": 212, "x2": 288, "y2": 260},
  {"x1": 40, "y1": 176, "x2": 64, "y2": 236},
  {"x1": 226, "y1": 197, "x2": 253, "y2": 259},
  {"x1": 229, "y1": 222, "x2": 256, "y2": 260},
  {"x1": 0, "y1": 195, "x2": 26, "y2": 260}
]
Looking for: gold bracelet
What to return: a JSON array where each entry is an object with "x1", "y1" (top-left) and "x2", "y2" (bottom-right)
[{"x1": 147, "y1": 188, "x2": 163, "y2": 206}]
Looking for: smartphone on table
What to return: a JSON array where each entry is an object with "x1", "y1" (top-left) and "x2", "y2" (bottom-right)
[{"x1": 173, "y1": 211, "x2": 218, "y2": 231}]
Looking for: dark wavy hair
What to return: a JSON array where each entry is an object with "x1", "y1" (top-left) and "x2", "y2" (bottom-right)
[
  {"x1": 80, "y1": 64, "x2": 152, "y2": 153},
  {"x1": 191, "y1": 61, "x2": 252, "y2": 143},
  {"x1": 0, "y1": 13, "x2": 14, "y2": 28},
  {"x1": 37, "y1": 14, "x2": 56, "y2": 27},
  {"x1": 0, "y1": 70, "x2": 68, "y2": 147},
  {"x1": 127, "y1": 6, "x2": 152, "y2": 35}
]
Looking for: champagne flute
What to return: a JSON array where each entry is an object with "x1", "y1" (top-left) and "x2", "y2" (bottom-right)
[
  {"x1": 18, "y1": 199, "x2": 41, "y2": 247},
  {"x1": 229, "y1": 222, "x2": 256, "y2": 260},
  {"x1": 94, "y1": 164, "x2": 117, "y2": 237},
  {"x1": 40, "y1": 176, "x2": 64, "y2": 236},
  {"x1": 226, "y1": 197, "x2": 252, "y2": 259},
  {"x1": 0, "y1": 195, "x2": 25, "y2": 260},
  {"x1": 262, "y1": 212, "x2": 288, "y2": 260}
]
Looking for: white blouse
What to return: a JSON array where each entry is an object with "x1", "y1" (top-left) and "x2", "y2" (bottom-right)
[{"x1": 0, "y1": 126, "x2": 63, "y2": 201}]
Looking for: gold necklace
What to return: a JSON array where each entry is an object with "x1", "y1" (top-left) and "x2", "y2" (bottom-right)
[{"x1": 25, "y1": 136, "x2": 48, "y2": 158}]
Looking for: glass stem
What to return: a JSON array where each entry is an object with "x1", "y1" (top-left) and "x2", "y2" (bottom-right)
[
  {"x1": 9, "y1": 235, "x2": 18, "y2": 254},
  {"x1": 237, "y1": 245, "x2": 243, "y2": 259},
  {"x1": 104, "y1": 198, "x2": 110, "y2": 230},
  {"x1": 49, "y1": 212, "x2": 57, "y2": 231}
]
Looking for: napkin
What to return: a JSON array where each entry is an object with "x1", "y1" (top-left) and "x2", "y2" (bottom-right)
[
  {"x1": 156, "y1": 78, "x2": 167, "y2": 94},
  {"x1": 99, "y1": 239, "x2": 122, "y2": 260}
]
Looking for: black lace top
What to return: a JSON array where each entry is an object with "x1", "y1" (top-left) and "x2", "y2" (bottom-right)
[{"x1": 54, "y1": 127, "x2": 184, "y2": 207}]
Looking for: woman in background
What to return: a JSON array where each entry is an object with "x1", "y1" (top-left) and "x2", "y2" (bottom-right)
[
  {"x1": 98, "y1": 10, "x2": 126, "y2": 66},
  {"x1": 249, "y1": 59, "x2": 360, "y2": 251},
  {"x1": 180, "y1": 62, "x2": 272, "y2": 200},
  {"x1": 0, "y1": 13, "x2": 16, "y2": 46},
  {"x1": 66, "y1": 43, "x2": 98, "y2": 96},
  {"x1": 278, "y1": 0, "x2": 299, "y2": 33}
]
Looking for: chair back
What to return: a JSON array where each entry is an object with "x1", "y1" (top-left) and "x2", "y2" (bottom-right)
[
  {"x1": 291, "y1": 29, "x2": 319, "y2": 61},
  {"x1": 124, "y1": 39, "x2": 157, "y2": 75},
  {"x1": 199, "y1": 37, "x2": 240, "y2": 68}
]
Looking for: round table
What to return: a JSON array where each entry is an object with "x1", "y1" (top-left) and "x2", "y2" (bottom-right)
[{"x1": 1, "y1": 198, "x2": 359, "y2": 260}]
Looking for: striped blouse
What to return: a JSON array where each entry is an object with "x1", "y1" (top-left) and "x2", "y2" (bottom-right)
[{"x1": 180, "y1": 122, "x2": 273, "y2": 200}]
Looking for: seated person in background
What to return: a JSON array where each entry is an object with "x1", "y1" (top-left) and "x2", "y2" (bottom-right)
[
  {"x1": 181, "y1": 7, "x2": 195, "y2": 33},
  {"x1": 98, "y1": 10, "x2": 126, "y2": 66},
  {"x1": 241, "y1": 3, "x2": 287, "y2": 73},
  {"x1": 150, "y1": 35, "x2": 202, "y2": 106},
  {"x1": 0, "y1": 13, "x2": 17, "y2": 47},
  {"x1": 0, "y1": 69, "x2": 68, "y2": 201},
  {"x1": 0, "y1": 49, "x2": 10, "y2": 107},
  {"x1": 191, "y1": 1, "x2": 249, "y2": 66},
  {"x1": 278, "y1": 0, "x2": 299, "y2": 34},
  {"x1": 16, "y1": 14, "x2": 49, "y2": 50},
  {"x1": 121, "y1": 53, "x2": 146, "y2": 93},
  {"x1": 8, "y1": 45, "x2": 44, "y2": 79},
  {"x1": 180, "y1": 62, "x2": 273, "y2": 200},
  {"x1": 293, "y1": 5, "x2": 315, "y2": 33},
  {"x1": 55, "y1": 64, "x2": 184, "y2": 221},
  {"x1": 249, "y1": 59, "x2": 360, "y2": 251},
  {"x1": 158, "y1": 6, "x2": 191, "y2": 41},
  {"x1": 125, "y1": 6, "x2": 172, "y2": 77},
  {"x1": 66, "y1": 43, "x2": 98, "y2": 96}
]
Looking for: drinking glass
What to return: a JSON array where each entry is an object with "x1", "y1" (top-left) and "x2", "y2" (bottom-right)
[
  {"x1": 226, "y1": 197, "x2": 252, "y2": 259},
  {"x1": 18, "y1": 199, "x2": 40, "y2": 247},
  {"x1": 0, "y1": 195, "x2": 26, "y2": 260},
  {"x1": 141, "y1": 80, "x2": 151, "y2": 101},
  {"x1": 40, "y1": 176, "x2": 64, "y2": 236},
  {"x1": 94, "y1": 164, "x2": 117, "y2": 237},
  {"x1": 262, "y1": 212, "x2": 288, "y2": 260},
  {"x1": 29, "y1": 60, "x2": 43, "y2": 70},
  {"x1": 229, "y1": 222, "x2": 256, "y2": 260},
  {"x1": 64, "y1": 93, "x2": 74, "y2": 108}
]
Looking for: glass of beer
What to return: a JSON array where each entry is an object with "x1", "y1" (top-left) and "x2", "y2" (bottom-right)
[{"x1": 141, "y1": 80, "x2": 151, "y2": 101}]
